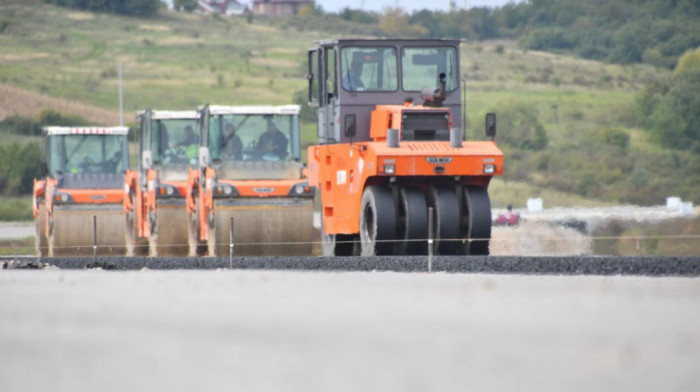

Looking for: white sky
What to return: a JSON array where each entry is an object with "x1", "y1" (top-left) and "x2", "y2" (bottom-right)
[{"x1": 317, "y1": 0, "x2": 522, "y2": 13}]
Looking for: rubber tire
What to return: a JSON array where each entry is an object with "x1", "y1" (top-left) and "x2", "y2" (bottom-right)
[
  {"x1": 360, "y1": 186, "x2": 397, "y2": 256},
  {"x1": 428, "y1": 186, "x2": 461, "y2": 255},
  {"x1": 464, "y1": 186, "x2": 492, "y2": 255},
  {"x1": 396, "y1": 187, "x2": 428, "y2": 255}
]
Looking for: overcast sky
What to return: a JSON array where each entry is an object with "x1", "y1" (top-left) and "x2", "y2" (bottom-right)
[{"x1": 317, "y1": 0, "x2": 522, "y2": 13}]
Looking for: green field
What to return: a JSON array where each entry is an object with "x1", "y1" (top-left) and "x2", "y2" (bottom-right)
[{"x1": 0, "y1": 0, "x2": 697, "y2": 213}]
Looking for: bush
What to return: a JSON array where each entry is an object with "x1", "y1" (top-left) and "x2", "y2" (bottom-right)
[
  {"x1": 43, "y1": 0, "x2": 159, "y2": 16},
  {"x1": 0, "y1": 142, "x2": 41, "y2": 196},
  {"x1": 491, "y1": 98, "x2": 548, "y2": 151},
  {"x1": 598, "y1": 128, "x2": 630, "y2": 150},
  {"x1": 0, "y1": 115, "x2": 42, "y2": 136}
]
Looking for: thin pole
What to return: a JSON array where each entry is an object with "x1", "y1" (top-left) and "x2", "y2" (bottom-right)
[
  {"x1": 93, "y1": 215, "x2": 97, "y2": 262},
  {"x1": 229, "y1": 217, "x2": 234, "y2": 269},
  {"x1": 428, "y1": 207, "x2": 433, "y2": 273}
]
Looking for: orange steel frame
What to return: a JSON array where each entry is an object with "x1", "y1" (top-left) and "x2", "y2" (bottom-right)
[
  {"x1": 307, "y1": 105, "x2": 504, "y2": 236},
  {"x1": 186, "y1": 167, "x2": 309, "y2": 241}
]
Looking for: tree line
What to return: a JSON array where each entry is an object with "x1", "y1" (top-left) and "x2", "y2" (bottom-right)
[
  {"x1": 46, "y1": 0, "x2": 699, "y2": 70},
  {"x1": 325, "y1": 0, "x2": 699, "y2": 70}
]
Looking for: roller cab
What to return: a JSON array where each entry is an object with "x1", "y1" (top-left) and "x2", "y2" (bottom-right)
[
  {"x1": 306, "y1": 39, "x2": 503, "y2": 256},
  {"x1": 34, "y1": 126, "x2": 130, "y2": 256},
  {"x1": 124, "y1": 110, "x2": 199, "y2": 256},
  {"x1": 187, "y1": 105, "x2": 315, "y2": 256}
]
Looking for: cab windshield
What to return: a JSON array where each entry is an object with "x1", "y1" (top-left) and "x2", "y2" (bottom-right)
[
  {"x1": 340, "y1": 47, "x2": 398, "y2": 92},
  {"x1": 48, "y1": 134, "x2": 128, "y2": 177},
  {"x1": 401, "y1": 46, "x2": 459, "y2": 92},
  {"x1": 208, "y1": 113, "x2": 299, "y2": 162},
  {"x1": 149, "y1": 118, "x2": 199, "y2": 166}
]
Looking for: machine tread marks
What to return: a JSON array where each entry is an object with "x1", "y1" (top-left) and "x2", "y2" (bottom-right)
[
  {"x1": 360, "y1": 186, "x2": 397, "y2": 256},
  {"x1": 428, "y1": 186, "x2": 461, "y2": 255},
  {"x1": 464, "y1": 186, "x2": 491, "y2": 255}
]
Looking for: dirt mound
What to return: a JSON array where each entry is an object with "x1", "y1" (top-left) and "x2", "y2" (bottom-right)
[
  {"x1": 0, "y1": 83, "x2": 120, "y2": 125},
  {"x1": 491, "y1": 221, "x2": 592, "y2": 256}
]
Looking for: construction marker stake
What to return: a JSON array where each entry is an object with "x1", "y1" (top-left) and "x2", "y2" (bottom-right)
[
  {"x1": 229, "y1": 217, "x2": 234, "y2": 269},
  {"x1": 428, "y1": 207, "x2": 433, "y2": 273},
  {"x1": 93, "y1": 215, "x2": 97, "y2": 263}
]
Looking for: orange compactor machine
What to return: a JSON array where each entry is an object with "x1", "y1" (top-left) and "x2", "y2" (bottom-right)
[
  {"x1": 305, "y1": 39, "x2": 503, "y2": 256},
  {"x1": 34, "y1": 126, "x2": 130, "y2": 256},
  {"x1": 187, "y1": 105, "x2": 315, "y2": 256},
  {"x1": 124, "y1": 110, "x2": 199, "y2": 256}
]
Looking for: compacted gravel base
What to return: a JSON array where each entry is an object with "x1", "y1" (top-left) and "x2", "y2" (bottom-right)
[{"x1": 2, "y1": 255, "x2": 699, "y2": 276}]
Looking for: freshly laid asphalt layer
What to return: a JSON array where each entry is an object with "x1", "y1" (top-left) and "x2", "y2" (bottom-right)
[{"x1": 2, "y1": 255, "x2": 700, "y2": 276}]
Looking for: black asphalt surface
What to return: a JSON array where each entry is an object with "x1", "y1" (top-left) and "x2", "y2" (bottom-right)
[{"x1": 2, "y1": 255, "x2": 700, "y2": 276}]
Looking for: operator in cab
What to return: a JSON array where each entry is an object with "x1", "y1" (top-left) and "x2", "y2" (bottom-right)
[{"x1": 256, "y1": 119, "x2": 288, "y2": 160}]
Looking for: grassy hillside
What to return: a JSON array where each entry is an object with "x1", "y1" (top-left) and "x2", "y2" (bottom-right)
[{"x1": 0, "y1": 0, "x2": 696, "y2": 209}]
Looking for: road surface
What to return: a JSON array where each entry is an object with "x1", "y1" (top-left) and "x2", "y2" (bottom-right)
[{"x1": 1, "y1": 269, "x2": 698, "y2": 392}]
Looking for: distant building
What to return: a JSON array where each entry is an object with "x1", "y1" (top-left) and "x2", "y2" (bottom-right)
[
  {"x1": 197, "y1": 0, "x2": 247, "y2": 16},
  {"x1": 251, "y1": 0, "x2": 314, "y2": 16}
]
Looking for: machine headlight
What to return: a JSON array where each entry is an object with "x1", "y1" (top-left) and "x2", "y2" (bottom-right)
[
  {"x1": 288, "y1": 182, "x2": 314, "y2": 197},
  {"x1": 157, "y1": 184, "x2": 180, "y2": 197},
  {"x1": 483, "y1": 164, "x2": 495, "y2": 174},
  {"x1": 214, "y1": 184, "x2": 238, "y2": 197},
  {"x1": 384, "y1": 164, "x2": 396, "y2": 174},
  {"x1": 53, "y1": 192, "x2": 73, "y2": 203}
]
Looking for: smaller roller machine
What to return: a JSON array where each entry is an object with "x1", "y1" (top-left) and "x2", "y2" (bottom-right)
[
  {"x1": 34, "y1": 126, "x2": 130, "y2": 257},
  {"x1": 187, "y1": 105, "x2": 315, "y2": 256},
  {"x1": 124, "y1": 110, "x2": 199, "y2": 256}
]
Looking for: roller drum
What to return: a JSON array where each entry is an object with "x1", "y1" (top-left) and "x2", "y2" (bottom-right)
[
  {"x1": 212, "y1": 198, "x2": 315, "y2": 256},
  {"x1": 49, "y1": 205, "x2": 127, "y2": 257},
  {"x1": 150, "y1": 202, "x2": 190, "y2": 257}
]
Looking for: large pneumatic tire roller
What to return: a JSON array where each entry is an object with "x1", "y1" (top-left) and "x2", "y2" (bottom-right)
[
  {"x1": 210, "y1": 198, "x2": 315, "y2": 257},
  {"x1": 48, "y1": 206, "x2": 127, "y2": 257}
]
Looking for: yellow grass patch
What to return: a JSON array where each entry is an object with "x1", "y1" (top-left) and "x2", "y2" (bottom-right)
[
  {"x1": 250, "y1": 57, "x2": 299, "y2": 68},
  {"x1": 269, "y1": 47, "x2": 302, "y2": 55},
  {"x1": 139, "y1": 24, "x2": 171, "y2": 32},
  {"x1": 67, "y1": 12, "x2": 94, "y2": 21},
  {"x1": 158, "y1": 36, "x2": 202, "y2": 45},
  {"x1": 246, "y1": 24, "x2": 276, "y2": 33},
  {"x1": 0, "y1": 83, "x2": 120, "y2": 125},
  {"x1": 1, "y1": 53, "x2": 50, "y2": 61}
]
